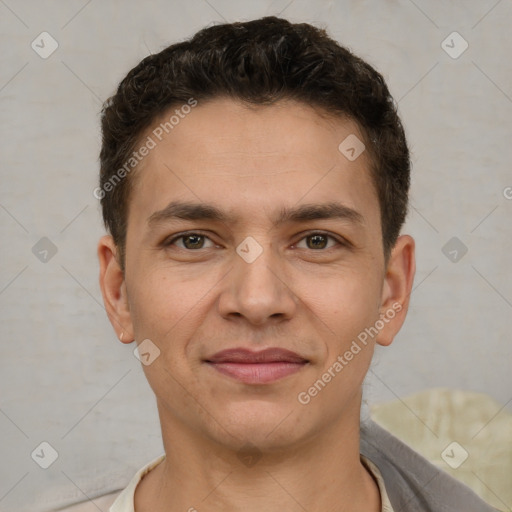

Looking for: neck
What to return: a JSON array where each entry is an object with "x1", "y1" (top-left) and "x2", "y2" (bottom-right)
[{"x1": 135, "y1": 398, "x2": 381, "y2": 512}]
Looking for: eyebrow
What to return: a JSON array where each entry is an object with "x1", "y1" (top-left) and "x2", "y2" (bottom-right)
[{"x1": 147, "y1": 200, "x2": 364, "y2": 228}]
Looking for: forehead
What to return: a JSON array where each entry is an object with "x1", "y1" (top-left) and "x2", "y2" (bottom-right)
[{"x1": 128, "y1": 97, "x2": 380, "y2": 232}]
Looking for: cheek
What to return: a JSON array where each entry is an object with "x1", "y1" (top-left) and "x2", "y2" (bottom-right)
[
  {"x1": 127, "y1": 271, "x2": 207, "y2": 388},
  {"x1": 126, "y1": 267, "x2": 221, "y2": 363},
  {"x1": 126, "y1": 270, "x2": 191, "y2": 339},
  {"x1": 298, "y1": 266, "x2": 382, "y2": 346},
  {"x1": 299, "y1": 275, "x2": 380, "y2": 410}
]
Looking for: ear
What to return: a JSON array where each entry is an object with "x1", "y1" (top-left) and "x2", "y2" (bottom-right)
[
  {"x1": 376, "y1": 234, "x2": 415, "y2": 347},
  {"x1": 98, "y1": 235, "x2": 134, "y2": 344}
]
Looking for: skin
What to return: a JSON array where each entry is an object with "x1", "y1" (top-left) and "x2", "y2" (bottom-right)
[{"x1": 98, "y1": 97, "x2": 415, "y2": 512}]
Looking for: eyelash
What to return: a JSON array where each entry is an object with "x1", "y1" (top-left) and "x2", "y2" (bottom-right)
[{"x1": 163, "y1": 231, "x2": 347, "y2": 251}]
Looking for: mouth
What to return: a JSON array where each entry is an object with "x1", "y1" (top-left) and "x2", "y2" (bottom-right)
[{"x1": 204, "y1": 348, "x2": 309, "y2": 384}]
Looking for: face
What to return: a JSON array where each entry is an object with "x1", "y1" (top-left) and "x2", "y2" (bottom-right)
[{"x1": 99, "y1": 98, "x2": 415, "y2": 452}]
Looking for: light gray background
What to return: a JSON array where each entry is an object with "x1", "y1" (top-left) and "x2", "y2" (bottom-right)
[{"x1": 1, "y1": 1, "x2": 511, "y2": 511}]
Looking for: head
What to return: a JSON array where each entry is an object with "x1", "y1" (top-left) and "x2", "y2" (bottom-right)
[
  {"x1": 99, "y1": 16, "x2": 410, "y2": 269},
  {"x1": 98, "y1": 17, "x2": 415, "y2": 453}
]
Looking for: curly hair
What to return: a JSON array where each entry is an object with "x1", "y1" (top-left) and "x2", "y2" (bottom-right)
[{"x1": 99, "y1": 16, "x2": 410, "y2": 268}]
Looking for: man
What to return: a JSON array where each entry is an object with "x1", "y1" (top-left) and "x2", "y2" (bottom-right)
[{"x1": 97, "y1": 16, "x2": 496, "y2": 512}]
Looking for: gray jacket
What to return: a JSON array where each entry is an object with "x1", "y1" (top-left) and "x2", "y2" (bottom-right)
[{"x1": 360, "y1": 419, "x2": 499, "y2": 511}]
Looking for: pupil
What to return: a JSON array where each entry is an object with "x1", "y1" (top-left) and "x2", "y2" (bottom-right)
[
  {"x1": 309, "y1": 235, "x2": 326, "y2": 249},
  {"x1": 185, "y1": 235, "x2": 203, "y2": 249}
]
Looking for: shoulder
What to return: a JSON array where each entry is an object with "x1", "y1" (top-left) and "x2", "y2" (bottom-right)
[
  {"x1": 360, "y1": 419, "x2": 498, "y2": 512},
  {"x1": 57, "y1": 454, "x2": 165, "y2": 512}
]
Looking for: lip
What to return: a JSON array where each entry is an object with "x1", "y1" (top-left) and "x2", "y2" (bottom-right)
[{"x1": 204, "y1": 348, "x2": 308, "y2": 384}]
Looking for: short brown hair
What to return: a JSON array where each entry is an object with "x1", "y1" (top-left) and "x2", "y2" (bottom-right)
[{"x1": 99, "y1": 16, "x2": 410, "y2": 268}]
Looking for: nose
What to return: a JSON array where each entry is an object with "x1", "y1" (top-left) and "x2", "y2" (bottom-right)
[{"x1": 217, "y1": 240, "x2": 297, "y2": 326}]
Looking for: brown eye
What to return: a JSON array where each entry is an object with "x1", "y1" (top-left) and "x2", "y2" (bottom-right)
[
  {"x1": 182, "y1": 234, "x2": 205, "y2": 249},
  {"x1": 306, "y1": 234, "x2": 328, "y2": 249},
  {"x1": 166, "y1": 233, "x2": 215, "y2": 250},
  {"x1": 296, "y1": 233, "x2": 339, "y2": 250}
]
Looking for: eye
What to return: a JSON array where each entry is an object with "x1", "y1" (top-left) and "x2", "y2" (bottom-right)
[
  {"x1": 295, "y1": 232, "x2": 341, "y2": 250},
  {"x1": 166, "y1": 232, "x2": 216, "y2": 250}
]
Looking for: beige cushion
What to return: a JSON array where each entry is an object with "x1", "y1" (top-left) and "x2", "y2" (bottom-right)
[{"x1": 370, "y1": 387, "x2": 512, "y2": 512}]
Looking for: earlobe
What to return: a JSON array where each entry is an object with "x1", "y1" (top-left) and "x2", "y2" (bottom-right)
[
  {"x1": 376, "y1": 235, "x2": 416, "y2": 347},
  {"x1": 97, "y1": 235, "x2": 134, "y2": 343}
]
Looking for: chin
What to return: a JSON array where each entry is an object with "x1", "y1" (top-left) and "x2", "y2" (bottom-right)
[{"x1": 209, "y1": 400, "x2": 310, "y2": 451}]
